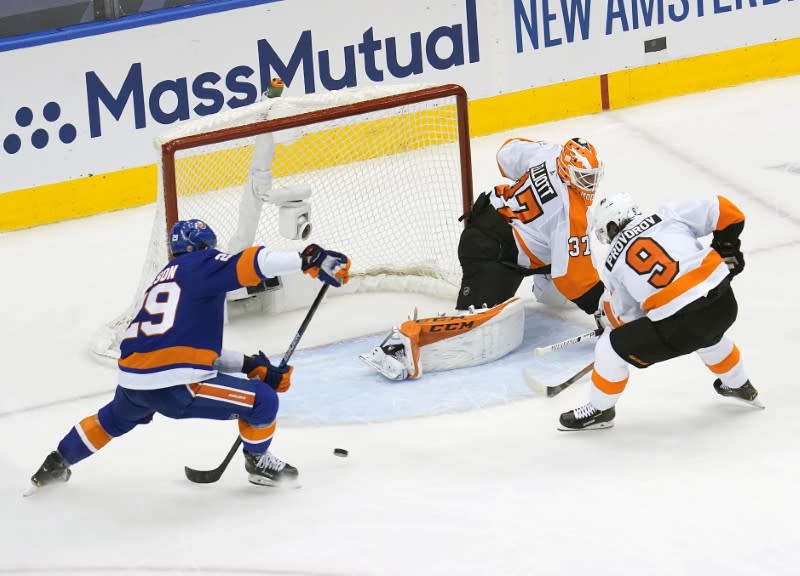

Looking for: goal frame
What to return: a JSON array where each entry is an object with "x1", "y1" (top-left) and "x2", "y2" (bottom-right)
[{"x1": 160, "y1": 83, "x2": 474, "y2": 232}]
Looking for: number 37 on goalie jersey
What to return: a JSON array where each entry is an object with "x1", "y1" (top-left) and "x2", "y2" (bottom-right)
[
  {"x1": 493, "y1": 166, "x2": 553, "y2": 225},
  {"x1": 492, "y1": 166, "x2": 593, "y2": 260}
]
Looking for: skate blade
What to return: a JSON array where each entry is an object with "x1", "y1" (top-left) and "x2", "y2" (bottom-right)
[
  {"x1": 22, "y1": 483, "x2": 39, "y2": 498},
  {"x1": 358, "y1": 353, "x2": 381, "y2": 371},
  {"x1": 358, "y1": 352, "x2": 406, "y2": 380},
  {"x1": 247, "y1": 474, "x2": 301, "y2": 489},
  {"x1": 557, "y1": 421, "x2": 615, "y2": 432},
  {"x1": 729, "y1": 396, "x2": 765, "y2": 409}
]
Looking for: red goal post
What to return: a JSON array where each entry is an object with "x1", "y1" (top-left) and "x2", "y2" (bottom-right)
[
  {"x1": 162, "y1": 83, "x2": 473, "y2": 228},
  {"x1": 91, "y1": 83, "x2": 474, "y2": 360}
]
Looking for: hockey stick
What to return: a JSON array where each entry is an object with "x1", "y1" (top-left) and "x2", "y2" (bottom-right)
[
  {"x1": 184, "y1": 283, "x2": 330, "y2": 484},
  {"x1": 523, "y1": 362, "x2": 594, "y2": 398},
  {"x1": 534, "y1": 327, "x2": 602, "y2": 357}
]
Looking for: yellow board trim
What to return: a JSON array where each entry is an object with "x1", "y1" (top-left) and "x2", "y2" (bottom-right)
[
  {"x1": 607, "y1": 37, "x2": 800, "y2": 109},
  {"x1": 3, "y1": 38, "x2": 799, "y2": 231},
  {"x1": 0, "y1": 165, "x2": 157, "y2": 231},
  {"x1": 469, "y1": 76, "x2": 602, "y2": 136}
]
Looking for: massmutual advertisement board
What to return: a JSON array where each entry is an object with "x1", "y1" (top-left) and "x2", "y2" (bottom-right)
[{"x1": 0, "y1": 0, "x2": 796, "y2": 195}]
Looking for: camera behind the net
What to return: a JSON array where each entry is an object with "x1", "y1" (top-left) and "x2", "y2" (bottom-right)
[{"x1": 271, "y1": 186, "x2": 312, "y2": 241}]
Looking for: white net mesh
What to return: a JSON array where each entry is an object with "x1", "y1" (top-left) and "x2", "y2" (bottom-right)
[{"x1": 91, "y1": 83, "x2": 472, "y2": 360}]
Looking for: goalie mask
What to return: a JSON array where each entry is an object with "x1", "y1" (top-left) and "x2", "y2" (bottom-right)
[
  {"x1": 169, "y1": 219, "x2": 218, "y2": 257},
  {"x1": 591, "y1": 192, "x2": 641, "y2": 244},
  {"x1": 557, "y1": 137, "x2": 604, "y2": 205}
]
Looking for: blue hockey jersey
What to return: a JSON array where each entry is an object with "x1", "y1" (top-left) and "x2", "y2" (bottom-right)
[{"x1": 118, "y1": 246, "x2": 272, "y2": 390}]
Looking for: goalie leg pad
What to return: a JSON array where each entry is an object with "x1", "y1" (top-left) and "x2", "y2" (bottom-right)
[
  {"x1": 415, "y1": 297, "x2": 524, "y2": 373},
  {"x1": 361, "y1": 298, "x2": 525, "y2": 380}
]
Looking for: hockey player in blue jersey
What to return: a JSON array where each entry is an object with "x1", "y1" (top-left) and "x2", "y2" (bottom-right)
[{"x1": 29, "y1": 219, "x2": 350, "y2": 490}]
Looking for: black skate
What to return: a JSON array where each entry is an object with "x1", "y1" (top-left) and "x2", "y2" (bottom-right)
[
  {"x1": 243, "y1": 449, "x2": 299, "y2": 487},
  {"x1": 714, "y1": 379, "x2": 764, "y2": 409},
  {"x1": 559, "y1": 403, "x2": 615, "y2": 431},
  {"x1": 29, "y1": 451, "x2": 71, "y2": 490}
]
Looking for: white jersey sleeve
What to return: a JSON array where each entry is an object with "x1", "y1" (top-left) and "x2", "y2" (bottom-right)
[
  {"x1": 256, "y1": 249, "x2": 302, "y2": 277},
  {"x1": 496, "y1": 139, "x2": 562, "y2": 181},
  {"x1": 487, "y1": 154, "x2": 566, "y2": 271},
  {"x1": 213, "y1": 348, "x2": 246, "y2": 373},
  {"x1": 658, "y1": 199, "x2": 720, "y2": 238}
]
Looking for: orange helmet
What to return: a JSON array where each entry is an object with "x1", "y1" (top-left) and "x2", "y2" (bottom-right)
[{"x1": 556, "y1": 137, "x2": 604, "y2": 205}]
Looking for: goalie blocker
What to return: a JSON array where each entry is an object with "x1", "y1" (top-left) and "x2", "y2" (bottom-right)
[{"x1": 360, "y1": 297, "x2": 524, "y2": 380}]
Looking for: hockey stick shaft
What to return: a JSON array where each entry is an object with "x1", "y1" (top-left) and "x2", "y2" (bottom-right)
[
  {"x1": 534, "y1": 327, "x2": 602, "y2": 357},
  {"x1": 523, "y1": 362, "x2": 594, "y2": 398},
  {"x1": 184, "y1": 284, "x2": 330, "y2": 484}
]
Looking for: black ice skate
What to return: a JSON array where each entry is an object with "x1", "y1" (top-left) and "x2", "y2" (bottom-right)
[
  {"x1": 243, "y1": 449, "x2": 299, "y2": 487},
  {"x1": 713, "y1": 379, "x2": 764, "y2": 409},
  {"x1": 559, "y1": 403, "x2": 616, "y2": 431},
  {"x1": 29, "y1": 451, "x2": 71, "y2": 490}
]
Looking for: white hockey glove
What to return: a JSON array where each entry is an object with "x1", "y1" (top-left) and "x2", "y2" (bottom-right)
[
  {"x1": 593, "y1": 308, "x2": 610, "y2": 334},
  {"x1": 594, "y1": 291, "x2": 623, "y2": 332}
]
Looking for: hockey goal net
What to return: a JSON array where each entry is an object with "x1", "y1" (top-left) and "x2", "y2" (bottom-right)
[{"x1": 91, "y1": 83, "x2": 473, "y2": 360}]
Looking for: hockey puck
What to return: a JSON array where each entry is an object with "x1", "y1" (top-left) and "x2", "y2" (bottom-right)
[{"x1": 333, "y1": 448, "x2": 348, "y2": 457}]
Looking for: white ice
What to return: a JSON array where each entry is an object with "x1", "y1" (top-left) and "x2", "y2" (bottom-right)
[{"x1": 2, "y1": 75, "x2": 799, "y2": 576}]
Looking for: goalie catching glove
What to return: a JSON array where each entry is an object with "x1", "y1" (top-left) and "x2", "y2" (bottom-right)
[
  {"x1": 360, "y1": 298, "x2": 525, "y2": 380},
  {"x1": 300, "y1": 244, "x2": 351, "y2": 287},
  {"x1": 243, "y1": 351, "x2": 293, "y2": 392}
]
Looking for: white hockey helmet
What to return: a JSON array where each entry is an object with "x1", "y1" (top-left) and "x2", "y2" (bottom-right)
[{"x1": 591, "y1": 192, "x2": 641, "y2": 244}]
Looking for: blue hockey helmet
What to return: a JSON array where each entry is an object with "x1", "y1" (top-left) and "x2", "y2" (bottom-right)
[{"x1": 169, "y1": 219, "x2": 218, "y2": 257}]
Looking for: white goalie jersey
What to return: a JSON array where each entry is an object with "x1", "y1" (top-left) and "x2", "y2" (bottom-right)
[{"x1": 491, "y1": 138, "x2": 600, "y2": 303}]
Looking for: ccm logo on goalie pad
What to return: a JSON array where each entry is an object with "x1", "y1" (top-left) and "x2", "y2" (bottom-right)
[{"x1": 424, "y1": 318, "x2": 474, "y2": 331}]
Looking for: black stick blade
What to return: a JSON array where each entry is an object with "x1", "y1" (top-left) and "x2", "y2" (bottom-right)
[
  {"x1": 184, "y1": 465, "x2": 226, "y2": 484},
  {"x1": 185, "y1": 438, "x2": 242, "y2": 484}
]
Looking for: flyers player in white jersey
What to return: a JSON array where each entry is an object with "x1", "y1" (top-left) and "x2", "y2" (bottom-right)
[
  {"x1": 559, "y1": 192, "x2": 762, "y2": 431},
  {"x1": 361, "y1": 137, "x2": 605, "y2": 381}
]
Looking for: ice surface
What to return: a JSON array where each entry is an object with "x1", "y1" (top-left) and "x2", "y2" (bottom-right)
[{"x1": 2, "y1": 76, "x2": 800, "y2": 576}]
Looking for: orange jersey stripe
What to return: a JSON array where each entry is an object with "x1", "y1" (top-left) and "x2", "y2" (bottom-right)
[
  {"x1": 553, "y1": 193, "x2": 600, "y2": 300},
  {"x1": 716, "y1": 195, "x2": 745, "y2": 231},
  {"x1": 239, "y1": 420, "x2": 276, "y2": 444},
  {"x1": 189, "y1": 383, "x2": 255, "y2": 407},
  {"x1": 642, "y1": 251, "x2": 724, "y2": 313},
  {"x1": 511, "y1": 227, "x2": 547, "y2": 269},
  {"x1": 79, "y1": 414, "x2": 112, "y2": 451},
  {"x1": 236, "y1": 246, "x2": 262, "y2": 287},
  {"x1": 706, "y1": 345, "x2": 741, "y2": 375},
  {"x1": 602, "y1": 299, "x2": 623, "y2": 328},
  {"x1": 591, "y1": 369, "x2": 628, "y2": 395},
  {"x1": 119, "y1": 346, "x2": 218, "y2": 370}
]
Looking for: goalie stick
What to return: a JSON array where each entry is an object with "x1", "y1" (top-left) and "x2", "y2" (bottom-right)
[
  {"x1": 184, "y1": 283, "x2": 329, "y2": 484},
  {"x1": 523, "y1": 362, "x2": 594, "y2": 398}
]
